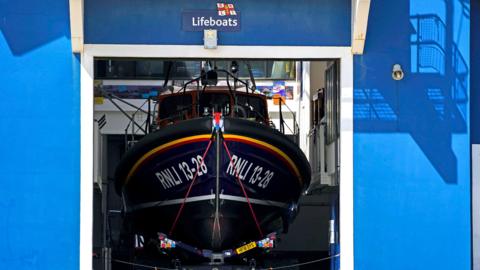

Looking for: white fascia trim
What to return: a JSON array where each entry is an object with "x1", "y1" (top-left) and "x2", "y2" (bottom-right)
[
  {"x1": 80, "y1": 52, "x2": 94, "y2": 270},
  {"x1": 84, "y1": 44, "x2": 351, "y2": 59},
  {"x1": 351, "y1": 0, "x2": 371, "y2": 55},
  {"x1": 473, "y1": 144, "x2": 480, "y2": 270},
  {"x1": 339, "y1": 50, "x2": 354, "y2": 270},
  {"x1": 69, "y1": 0, "x2": 84, "y2": 53},
  {"x1": 81, "y1": 44, "x2": 354, "y2": 270}
]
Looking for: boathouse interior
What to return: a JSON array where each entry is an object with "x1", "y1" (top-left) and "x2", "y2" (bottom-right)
[{"x1": 92, "y1": 59, "x2": 341, "y2": 269}]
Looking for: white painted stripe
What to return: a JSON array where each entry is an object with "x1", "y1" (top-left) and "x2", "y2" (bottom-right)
[
  {"x1": 80, "y1": 51, "x2": 94, "y2": 270},
  {"x1": 128, "y1": 194, "x2": 216, "y2": 211},
  {"x1": 339, "y1": 49, "x2": 354, "y2": 270},
  {"x1": 127, "y1": 194, "x2": 288, "y2": 212},
  {"x1": 220, "y1": 194, "x2": 289, "y2": 208},
  {"x1": 84, "y1": 44, "x2": 351, "y2": 60},
  {"x1": 473, "y1": 144, "x2": 480, "y2": 270}
]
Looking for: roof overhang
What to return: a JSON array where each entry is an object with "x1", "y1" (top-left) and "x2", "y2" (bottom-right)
[
  {"x1": 351, "y1": 0, "x2": 371, "y2": 54},
  {"x1": 69, "y1": 1, "x2": 370, "y2": 54},
  {"x1": 69, "y1": 0, "x2": 84, "y2": 53}
]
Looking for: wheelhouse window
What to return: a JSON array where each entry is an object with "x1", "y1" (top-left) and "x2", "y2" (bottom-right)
[
  {"x1": 236, "y1": 94, "x2": 268, "y2": 121},
  {"x1": 199, "y1": 93, "x2": 231, "y2": 115},
  {"x1": 158, "y1": 95, "x2": 193, "y2": 121}
]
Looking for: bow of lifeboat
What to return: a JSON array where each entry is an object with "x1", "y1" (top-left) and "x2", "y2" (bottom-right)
[{"x1": 115, "y1": 116, "x2": 310, "y2": 251}]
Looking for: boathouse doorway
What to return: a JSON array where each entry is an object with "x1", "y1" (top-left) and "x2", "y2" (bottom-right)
[{"x1": 81, "y1": 46, "x2": 352, "y2": 270}]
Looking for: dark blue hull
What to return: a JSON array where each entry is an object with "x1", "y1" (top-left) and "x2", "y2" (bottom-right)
[{"x1": 115, "y1": 117, "x2": 310, "y2": 250}]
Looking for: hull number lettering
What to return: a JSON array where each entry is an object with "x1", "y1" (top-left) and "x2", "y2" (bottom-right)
[
  {"x1": 155, "y1": 155, "x2": 207, "y2": 190},
  {"x1": 226, "y1": 154, "x2": 275, "y2": 189}
]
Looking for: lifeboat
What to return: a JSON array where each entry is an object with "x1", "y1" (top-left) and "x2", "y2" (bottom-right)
[{"x1": 114, "y1": 66, "x2": 311, "y2": 253}]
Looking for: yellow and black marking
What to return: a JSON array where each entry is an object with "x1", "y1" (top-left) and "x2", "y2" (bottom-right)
[{"x1": 235, "y1": 241, "x2": 257, "y2": 255}]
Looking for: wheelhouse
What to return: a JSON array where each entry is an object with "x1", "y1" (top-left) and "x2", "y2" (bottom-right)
[{"x1": 156, "y1": 88, "x2": 269, "y2": 127}]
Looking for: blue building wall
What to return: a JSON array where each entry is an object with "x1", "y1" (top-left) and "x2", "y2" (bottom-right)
[
  {"x1": 84, "y1": 0, "x2": 351, "y2": 46},
  {"x1": 472, "y1": 1, "x2": 479, "y2": 268},
  {"x1": 353, "y1": 1, "x2": 471, "y2": 269},
  {"x1": 0, "y1": 1, "x2": 80, "y2": 269},
  {"x1": 0, "y1": 0, "x2": 475, "y2": 269},
  {"x1": 472, "y1": 0, "x2": 479, "y2": 145}
]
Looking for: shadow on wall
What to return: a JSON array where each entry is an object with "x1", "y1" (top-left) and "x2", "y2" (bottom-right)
[
  {"x1": 0, "y1": 1, "x2": 70, "y2": 55},
  {"x1": 354, "y1": 0, "x2": 470, "y2": 184}
]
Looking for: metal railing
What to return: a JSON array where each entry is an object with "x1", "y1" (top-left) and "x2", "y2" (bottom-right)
[
  {"x1": 274, "y1": 96, "x2": 299, "y2": 144},
  {"x1": 101, "y1": 90, "x2": 156, "y2": 150}
]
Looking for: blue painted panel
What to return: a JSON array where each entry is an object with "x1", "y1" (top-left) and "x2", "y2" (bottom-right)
[
  {"x1": 181, "y1": 11, "x2": 241, "y2": 32},
  {"x1": 84, "y1": 0, "x2": 351, "y2": 46},
  {"x1": 0, "y1": 1, "x2": 80, "y2": 269},
  {"x1": 353, "y1": 0, "x2": 471, "y2": 269},
  {"x1": 472, "y1": 0, "x2": 480, "y2": 144}
]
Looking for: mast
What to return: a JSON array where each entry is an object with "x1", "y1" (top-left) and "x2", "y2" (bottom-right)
[{"x1": 212, "y1": 112, "x2": 223, "y2": 249}]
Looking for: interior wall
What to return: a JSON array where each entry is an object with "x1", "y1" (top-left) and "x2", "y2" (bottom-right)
[
  {"x1": 0, "y1": 1, "x2": 80, "y2": 269},
  {"x1": 275, "y1": 196, "x2": 331, "y2": 252},
  {"x1": 310, "y1": 61, "x2": 327, "y2": 93},
  {"x1": 298, "y1": 62, "x2": 311, "y2": 158},
  {"x1": 353, "y1": 1, "x2": 471, "y2": 269}
]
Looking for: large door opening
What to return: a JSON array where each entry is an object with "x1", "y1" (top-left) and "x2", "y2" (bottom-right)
[
  {"x1": 90, "y1": 58, "x2": 340, "y2": 269},
  {"x1": 80, "y1": 45, "x2": 353, "y2": 270}
]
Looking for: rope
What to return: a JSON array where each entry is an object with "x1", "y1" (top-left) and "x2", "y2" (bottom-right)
[
  {"x1": 169, "y1": 134, "x2": 214, "y2": 236},
  {"x1": 222, "y1": 139, "x2": 264, "y2": 238},
  {"x1": 112, "y1": 259, "x2": 175, "y2": 270},
  {"x1": 111, "y1": 254, "x2": 340, "y2": 270},
  {"x1": 263, "y1": 254, "x2": 340, "y2": 270}
]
